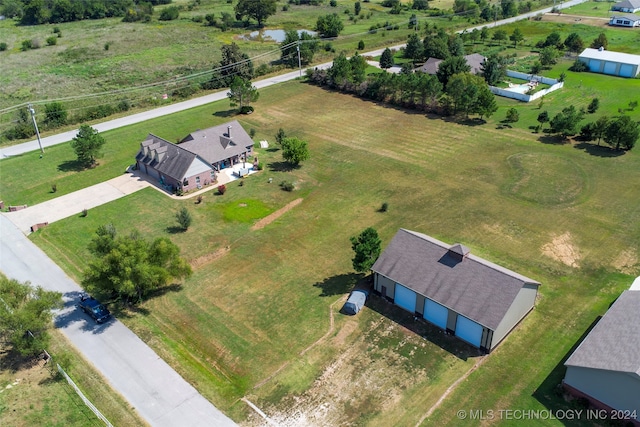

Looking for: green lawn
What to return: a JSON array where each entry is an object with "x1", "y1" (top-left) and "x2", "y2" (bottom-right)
[
  {"x1": 562, "y1": 0, "x2": 618, "y2": 18},
  {"x1": 21, "y1": 77, "x2": 640, "y2": 425}
]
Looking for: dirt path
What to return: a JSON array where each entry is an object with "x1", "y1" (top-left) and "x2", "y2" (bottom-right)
[
  {"x1": 415, "y1": 355, "x2": 488, "y2": 426},
  {"x1": 251, "y1": 198, "x2": 303, "y2": 231}
]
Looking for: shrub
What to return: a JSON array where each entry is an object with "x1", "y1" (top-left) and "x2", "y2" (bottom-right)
[
  {"x1": 275, "y1": 128, "x2": 286, "y2": 144},
  {"x1": 81, "y1": 208, "x2": 88, "y2": 217},
  {"x1": 282, "y1": 4, "x2": 289, "y2": 10},
  {"x1": 104, "y1": 42, "x2": 110, "y2": 51},
  {"x1": 505, "y1": 108, "x2": 519, "y2": 123},
  {"x1": 51, "y1": 184, "x2": 57, "y2": 193},
  {"x1": 240, "y1": 105, "x2": 254, "y2": 114},
  {"x1": 196, "y1": 195, "x2": 203, "y2": 204},
  {"x1": 379, "y1": 202, "x2": 388, "y2": 212},
  {"x1": 53, "y1": 27, "x2": 61, "y2": 34},
  {"x1": 159, "y1": 6, "x2": 180, "y2": 21},
  {"x1": 218, "y1": 184, "x2": 227, "y2": 195},
  {"x1": 250, "y1": 128, "x2": 256, "y2": 138},
  {"x1": 0, "y1": 42, "x2": 7, "y2": 51},
  {"x1": 31, "y1": 39, "x2": 41, "y2": 49},
  {"x1": 280, "y1": 180, "x2": 295, "y2": 191},
  {"x1": 117, "y1": 99, "x2": 132, "y2": 112},
  {"x1": 192, "y1": 14, "x2": 204, "y2": 22},
  {"x1": 587, "y1": 98, "x2": 599, "y2": 114},
  {"x1": 358, "y1": 40, "x2": 365, "y2": 50},
  {"x1": 330, "y1": 0, "x2": 337, "y2": 6},
  {"x1": 46, "y1": 36, "x2": 57, "y2": 46},
  {"x1": 21, "y1": 39, "x2": 33, "y2": 51},
  {"x1": 176, "y1": 207, "x2": 192, "y2": 230}
]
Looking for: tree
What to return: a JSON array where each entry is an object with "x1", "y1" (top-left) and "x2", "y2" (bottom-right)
[
  {"x1": 587, "y1": 98, "x2": 600, "y2": 114},
  {"x1": 505, "y1": 107, "x2": 519, "y2": 123},
  {"x1": 0, "y1": 275, "x2": 62, "y2": 356},
  {"x1": 481, "y1": 54, "x2": 507, "y2": 86},
  {"x1": 349, "y1": 52, "x2": 367, "y2": 85},
  {"x1": 510, "y1": 28, "x2": 524, "y2": 47},
  {"x1": 592, "y1": 115, "x2": 609, "y2": 145},
  {"x1": 539, "y1": 46, "x2": 559, "y2": 68},
  {"x1": 275, "y1": 127, "x2": 286, "y2": 144},
  {"x1": 227, "y1": 77, "x2": 259, "y2": 111},
  {"x1": 412, "y1": 0, "x2": 428, "y2": 9},
  {"x1": 380, "y1": 47, "x2": 394, "y2": 69},
  {"x1": 83, "y1": 226, "x2": 192, "y2": 304},
  {"x1": 537, "y1": 110, "x2": 549, "y2": 129},
  {"x1": 354, "y1": 1, "x2": 361, "y2": 15},
  {"x1": 475, "y1": 85, "x2": 498, "y2": 119},
  {"x1": 404, "y1": 33, "x2": 423, "y2": 63},
  {"x1": 350, "y1": 227, "x2": 381, "y2": 273},
  {"x1": 492, "y1": 29, "x2": 507, "y2": 45},
  {"x1": 539, "y1": 32, "x2": 562, "y2": 49},
  {"x1": 316, "y1": 13, "x2": 343, "y2": 38},
  {"x1": 159, "y1": 5, "x2": 179, "y2": 21},
  {"x1": 71, "y1": 124, "x2": 106, "y2": 168},
  {"x1": 590, "y1": 33, "x2": 608, "y2": 50},
  {"x1": 550, "y1": 105, "x2": 584, "y2": 138},
  {"x1": 423, "y1": 34, "x2": 449, "y2": 60},
  {"x1": 205, "y1": 42, "x2": 254, "y2": 89},
  {"x1": 448, "y1": 34, "x2": 465, "y2": 57},
  {"x1": 604, "y1": 115, "x2": 639, "y2": 150},
  {"x1": 175, "y1": 207, "x2": 192, "y2": 231},
  {"x1": 235, "y1": 0, "x2": 276, "y2": 26},
  {"x1": 280, "y1": 30, "x2": 318, "y2": 68},
  {"x1": 480, "y1": 27, "x2": 489, "y2": 44},
  {"x1": 564, "y1": 33, "x2": 584, "y2": 53},
  {"x1": 436, "y1": 56, "x2": 470, "y2": 86},
  {"x1": 43, "y1": 102, "x2": 67, "y2": 129},
  {"x1": 281, "y1": 136, "x2": 310, "y2": 166}
]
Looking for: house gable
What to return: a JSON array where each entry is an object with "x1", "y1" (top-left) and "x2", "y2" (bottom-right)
[{"x1": 136, "y1": 134, "x2": 199, "y2": 183}]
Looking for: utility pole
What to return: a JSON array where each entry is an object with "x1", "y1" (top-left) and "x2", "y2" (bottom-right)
[
  {"x1": 297, "y1": 40, "x2": 302, "y2": 77},
  {"x1": 28, "y1": 103, "x2": 44, "y2": 157}
]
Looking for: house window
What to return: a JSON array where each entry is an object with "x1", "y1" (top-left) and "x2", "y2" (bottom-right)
[
  {"x1": 210, "y1": 170, "x2": 216, "y2": 179},
  {"x1": 196, "y1": 176, "x2": 201, "y2": 185}
]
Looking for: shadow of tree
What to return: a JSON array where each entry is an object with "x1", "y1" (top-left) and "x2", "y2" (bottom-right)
[
  {"x1": 166, "y1": 225, "x2": 186, "y2": 234},
  {"x1": 213, "y1": 110, "x2": 236, "y2": 118},
  {"x1": 57, "y1": 159, "x2": 85, "y2": 172},
  {"x1": 366, "y1": 294, "x2": 483, "y2": 361},
  {"x1": 312, "y1": 273, "x2": 362, "y2": 297},
  {"x1": 538, "y1": 134, "x2": 569, "y2": 145},
  {"x1": 457, "y1": 117, "x2": 487, "y2": 127},
  {"x1": 267, "y1": 161, "x2": 297, "y2": 172},
  {"x1": 574, "y1": 142, "x2": 625, "y2": 158},
  {"x1": 532, "y1": 316, "x2": 602, "y2": 425}
]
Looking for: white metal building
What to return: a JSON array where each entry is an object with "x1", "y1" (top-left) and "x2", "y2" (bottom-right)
[{"x1": 578, "y1": 48, "x2": 640, "y2": 78}]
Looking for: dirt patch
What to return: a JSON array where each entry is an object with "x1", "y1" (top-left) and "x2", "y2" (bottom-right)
[
  {"x1": 190, "y1": 246, "x2": 230, "y2": 269},
  {"x1": 540, "y1": 13, "x2": 609, "y2": 27},
  {"x1": 541, "y1": 232, "x2": 581, "y2": 267},
  {"x1": 251, "y1": 198, "x2": 303, "y2": 231},
  {"x1": 611, "y1": 248, "x2": 638, "y2": 274}
]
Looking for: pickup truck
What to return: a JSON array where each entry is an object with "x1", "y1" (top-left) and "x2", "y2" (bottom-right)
[{"x1": 78, "y1": 294, "x2": 111, "y2": 323}]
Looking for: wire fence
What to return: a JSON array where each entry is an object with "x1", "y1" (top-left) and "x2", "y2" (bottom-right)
[{"x1": 56, "y1": 362, "x2": 114, "y2": 427}]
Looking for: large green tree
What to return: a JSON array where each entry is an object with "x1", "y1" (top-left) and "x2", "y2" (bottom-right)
[
  {"x1": 550, "y1": 105, "x2": 584, "y2": 138},
  {"x1": 227, "y1": 76, "x2": 259, "y2": 111},
  {"x1": 205, "y1": 42, "x2": 254, "y2": 89},
  {"x1": 71, "y1": 124, "x2": 106, "y2": 168},
  {"x1": 564, "y1": 33, "x2": 584, "y2": 53},
  {"x1": 83, "y1": 225, "x2": 192, "y2": 304},
  {"x1": 404, "y1": 33, "x2": 423, "y2": 63},
  {"x1": 380, "y1": 48, "x2": 394, "y2": 69},
  {"x1": 234, "y1": 0, "x2": 276, "y2": 26},
  {"x1": 350, "y1": 227, "x2": 381, "y2": 273},
  {"x1": 510, "y1": 28, "x2": 524, "y2": 47},
  {"x1": 316, "y1": 13, "x2": 343, "y2": 38},
  {"x1": 280, "y1": 30, "x2": 318, "y2": 68},
  {"x1": 0, "y1": 275, "x2": 62, "y2": 356},
  {"x1": 604, "y1": 115, "x2": 639, "y2": 150},
  {"x1": 281, "y1": 136, "x2": 310, "y2": 166},
  {"x1": 480, "y1": 54, "x2": 507, "y2": 86},
  {"x1": 436, "y1": 56, "x2": 471, "y2": 86}
]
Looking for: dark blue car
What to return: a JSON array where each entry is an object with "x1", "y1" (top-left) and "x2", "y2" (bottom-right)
[{"x1": 79, "y1": 294, "x2": 111, "y2": 323}]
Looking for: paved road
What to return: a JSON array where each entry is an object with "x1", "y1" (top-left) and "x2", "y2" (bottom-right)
[{"x1": 0, "y1": 215, "x2": 237, "y2": 427}]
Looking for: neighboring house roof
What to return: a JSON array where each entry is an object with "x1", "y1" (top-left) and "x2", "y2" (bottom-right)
[
  {"x1": 610, "y1": 12, "x2": 640, "y2": 20},
  {"x1": 136, "y1": 134, "x2": 200, "y2": 182},
  {"x1": 371, "y1": 229, "x2": 540, "y2": 330},
  {"x1": 418, "y1": 54, "x2": 486, "y2": 75},
  {"x1": 565, "y1": 290, "x2": 640, "y2": 377},
  {"x1": 179, "y1": 120, "x2": 254, "y2": 165},
  {"x1": 612, "y1": 0, "x2": 640, "y2": 10},
  {"x1": 579, "y1": 48, "x2": 640, "y2": 66}
]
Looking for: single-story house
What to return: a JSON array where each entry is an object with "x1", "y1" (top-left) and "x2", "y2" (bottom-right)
[
  {"x1": 611, "y1": 0, "x2": 640, "y2": 13},
  {"x1": 578, "y1": 47, "x2": 640, "y2": 77},
  {"x1": 563, "y1": 287, "x2": 640, "y2": 426},
  {"x1": 609, "y1": 13, "x2": 640, "y2": 27},
  {"x1": 135, "y1": 120, "x2": 254, "y2": 193},
  {"x1": 371, "y1": 229, "x2": 540, "y2": 352},
  {"x1": 417, "y1": 53, "x2": 486, "y2": 75}
]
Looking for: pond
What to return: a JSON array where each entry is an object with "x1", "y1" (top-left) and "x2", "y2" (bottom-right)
[{"x1": 240, "y1": 29, "x2": 317, "y2": 43}]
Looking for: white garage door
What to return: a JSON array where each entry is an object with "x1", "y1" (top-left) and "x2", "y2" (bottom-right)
[
  {"x1": 603, "y1": 61, "x2": 617, "y2": 75},
  {"x1": 455, "y1": 315, "x2": 483, "y2": 347},
  {"x1": 619, "y1": 64, "x2": 634, "y2": 77},
  {"x1": 424, "y1": 299, "x2": 448, "y2": 329},
  {"x1": 394, "y1": 284, "x2": 416, "y2": 313},
  {"x1": 588, "y1": 59, "x2": 601, "y2": 72}
]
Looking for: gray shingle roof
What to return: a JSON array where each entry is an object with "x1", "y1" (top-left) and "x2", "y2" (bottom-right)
[
  {"x1": 417, "y1": 54, "x2": 486, "y2": 75},
  {"x1": 136, "y1": 134, "x2": 198, "y2": 181},
  {"x1": 613, "y1": 0, "x2": 640, "y2": 10},
  {"x1": 565, "y1": 290, "x2": 640, "y2": 377},
  {"x1": 371, "y1": 229, "x2": 540, "y2": 330},
  {"x1": 179, "y1": 120, "x2": 254, "y2": 165},
  {"x1": 610, "y1": 12, "x2": 640, "y2": 21}
]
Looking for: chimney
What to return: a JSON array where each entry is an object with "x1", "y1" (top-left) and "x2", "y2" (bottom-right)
[
  {"x1": 227, "y1": 125, "x2": 232, "y2": 138},
  {"x1": 448, "y1": 243, "x2": 470, "y2": 262}
]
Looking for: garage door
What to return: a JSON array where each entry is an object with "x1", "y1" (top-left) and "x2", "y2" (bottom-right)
[
  {"x1": 588, "y1": 59, "x2": 601, "y2": 72},
  {"x1": 394, "y1": 284, "x2": 417, "y2": 313},
  {"x1": 424, "y1": 299, "x2": 448, "y2": 329},
  {"x1": 603, "y1": 61, "x2": 617, "y2": 75},
  {"x1": 619, "y1": 64, "x2": 634, "y2": 77},
  {"x1": 455, "y1": 315, "x2": 483, "y2": 348}
]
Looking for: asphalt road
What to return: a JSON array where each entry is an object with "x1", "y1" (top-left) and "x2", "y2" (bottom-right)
[{"x1": 0, "y1": 215, "x2": 237, "y2": 427}]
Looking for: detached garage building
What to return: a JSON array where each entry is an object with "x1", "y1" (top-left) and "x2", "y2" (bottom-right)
[
  {"x1": 578, "y1": 48, "x2": 640, "y2": 78},
  {"x1": 371, "y1": 229, "x2": 540, "y2": 352},
  {"x1": 563, "y1": 289, "x2": 640, "y2": 426}
]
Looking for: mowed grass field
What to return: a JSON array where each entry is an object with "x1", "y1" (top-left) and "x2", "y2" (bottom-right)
[{"x1": 18, "y1": 74, "x2": 639, "y2": 425}]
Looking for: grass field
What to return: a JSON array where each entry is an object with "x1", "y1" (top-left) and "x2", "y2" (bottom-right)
[
  {"x1": 0, "y1": 329, "x2": 147, "y2": 427},
  {"x1": 14, "y1": 71, "x2": 638, "y2": 426}
]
